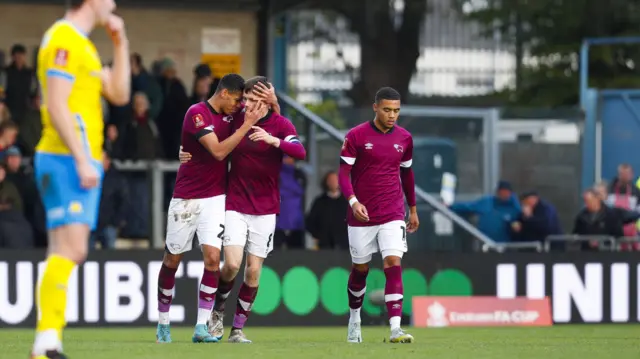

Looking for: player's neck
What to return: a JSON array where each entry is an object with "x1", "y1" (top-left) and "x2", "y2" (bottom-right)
[
  {"x1": 373, "y1": 118, "x2": 392, "y2": 133},
  {"x1": 208, "y1": 97, "x2": 223, "y2": 114},
  {"x1": 65, "y1": 7, "x2": 96, "y2": 36}
]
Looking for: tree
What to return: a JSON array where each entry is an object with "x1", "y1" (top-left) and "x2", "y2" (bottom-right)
[
  {"x1": 453, "y1": 0, "x2": 640, "y2": 106},
  {"x1": 278, "y1": 0, "x2": 428, "y2": 107}
]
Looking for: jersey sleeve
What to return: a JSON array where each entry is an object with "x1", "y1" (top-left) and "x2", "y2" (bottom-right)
[
  {"x1": 278, "y1": 118, "x2": 301, "y2": 143},
  {"x1": 184, "y1": 107, "x2": 214, "y2": 140},
  {"x1": 400, "y1": 135, "x2": 413, "y2": 168},
  {"x1": 340, "y1": 130, "x2": 357, "y2": 166},
  {"x1": 42, "y1": 28, "x2": 82, "y2": 82},
  {"x1": 277, "y1": 118, "x2": 306, "y2": 160}
]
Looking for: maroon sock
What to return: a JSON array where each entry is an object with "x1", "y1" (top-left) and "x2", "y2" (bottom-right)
[
  {"x1": 157, "y1": 264, "x2": 178, "y2": 313},
  {"x1": 198, "y1": 269, "x2": 219, "y2": 311},
  {"x1": 384, "y1": 266, "x2": 404, "y2": 320},
  {"x1": 347, "y1": 267, "x2": 369, "y2": 310},
  {"x1": 232, "y1": 283, "x2": 258, "y2": 330},
  {"x1": 214, "y1": 277, "x2": 235, "y2": 311}
]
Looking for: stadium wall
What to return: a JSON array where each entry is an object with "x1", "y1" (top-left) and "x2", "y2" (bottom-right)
[
  {"x1": 1, "y1": 251, "x2": 638, "y2": 327},
  {"x1": 0, "y1": 4, "x2": 258, "y2": 86}
]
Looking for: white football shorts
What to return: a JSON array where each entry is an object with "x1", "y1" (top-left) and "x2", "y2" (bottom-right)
[
  {"x1": 347, "y1": 220, "x2": 408, "y2": 264},
  {"x1": 164, "y1": 195, "x2": 225, "y2": 254},
  {"x1": 223, "y1": 210, "x2": 276, "y2": 258}
]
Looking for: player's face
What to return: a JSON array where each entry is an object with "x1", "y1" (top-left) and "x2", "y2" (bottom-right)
[
  {"x1": 373, "y1": 99, "x2": 401, "y2": 129},
  {"x1": 89, "y1": 0, "x2": 116, "y2": 25},
  {"x1": 222, "y1": 90, "x2": 243, "y2": 115}
]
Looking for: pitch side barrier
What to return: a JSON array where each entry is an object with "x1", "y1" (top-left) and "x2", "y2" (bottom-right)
[{"x1": 1, "y1": 250, "x2": 639, "y2": 327}]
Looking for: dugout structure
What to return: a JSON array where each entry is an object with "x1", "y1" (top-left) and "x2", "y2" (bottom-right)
[{"x1": 580, "y1": 37, "x2": 640, "y2": 190}]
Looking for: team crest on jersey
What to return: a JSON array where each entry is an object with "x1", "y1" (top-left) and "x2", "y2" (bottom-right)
[
  {"x1": 394, "y1": 144, "x2": 403, "y2": 152},
  {"x1": 223, "y1": 115, "x2": 233, "y2": 123},
  {"x1": 54, "y1": 48, "x2": 69, "y2": 67},
  {"x1": 192, "y1": 113, "x2": 205, "y2": 128}
]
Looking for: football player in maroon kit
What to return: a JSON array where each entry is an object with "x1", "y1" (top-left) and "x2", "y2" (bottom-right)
[
  {"x1": 338, "y1": 87, "x2": 419, "y2": 343},
  {"x1": 155, "y1": 74, "x2": 268, "y2": 344},
  {"x1": 179, "y1": 77, "x2": 306, "y2": 343}
]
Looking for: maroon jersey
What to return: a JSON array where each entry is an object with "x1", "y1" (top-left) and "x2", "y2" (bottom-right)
[
  {"x1": 173, "y1": 102, "x2": 235, "y2": 199},
  {"x1": 339, "y1": 121, "x2": 414, "y2": 226},
  {"x1": 226, "y1": 111, "x2": 302, "y2": 215}
]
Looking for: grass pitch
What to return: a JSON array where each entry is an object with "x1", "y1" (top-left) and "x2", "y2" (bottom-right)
[{"x1": 3, "y1": 325, "x2": 640, "y2": 359}]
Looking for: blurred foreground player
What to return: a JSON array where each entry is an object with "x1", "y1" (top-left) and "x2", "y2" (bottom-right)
[
  {"x1": 32, "y1": 0, "x2": 130, "y2": 358},
  {"x1": 338, "y1": 87, "x2": 419, "y2": 343},
  {"x1": 155, "y1": 74, "x2": 267, "y2": 344},
  {"x1": 179, "y1": 77, "x2": 306, "y2": 342}
]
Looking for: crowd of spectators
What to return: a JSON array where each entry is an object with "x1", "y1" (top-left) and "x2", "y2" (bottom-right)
[{"x1": 449, "y1": 163, "x2": 640, "y2": 251}]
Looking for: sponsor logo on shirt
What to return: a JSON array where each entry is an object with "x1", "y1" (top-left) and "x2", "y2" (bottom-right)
[
  {"x1": 365, "y1": 143, "x2": 373, "y2": 150},
  {"x1": 394, "y1": 144, "x2": 403, "y2": 153},
  {"x1": 54, "y1": 48, "x2": 69, "y2": 67},
  {"x1": 193, "y1": 114, "x2": 205, "y2": 128}
]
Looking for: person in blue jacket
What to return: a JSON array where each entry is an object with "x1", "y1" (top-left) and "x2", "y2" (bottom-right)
[{"x1": 449, "y1": 180, "x2": 521, "y2": 243}]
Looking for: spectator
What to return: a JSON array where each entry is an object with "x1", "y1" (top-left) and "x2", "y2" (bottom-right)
[
  {"x1": 156, "y1": 58, "x2": 189, "y2": 159},
  {"x1": 193, "y1": 63, "x2": 220, "y2": 98},
  {"x1": 275, "y1": 156, "x2": 307, "y2": 249},
  {"x1": 573, "y1": 188, "x2": 639, "y2": 251},
  {"x1": 190, "y1": 75, "x2": 212, "y2": 105},
  {"x1": 4, "y1": 44, "x2": 34, "y2": 124},
  {"x1": 0, "y1": 163, "x2": 33, "y2": 248},
  {"x1": 0, "y1": 120, "x2": 18, "y2": 157},
  {"x1": 4, "y1": 146, "x2": 46, "y2": 247},
  {"x1": 306, "y1": 171, "x2": 348, "y2": 250},
  {"x1": 607, "y1": 163, "x2": 640, "y2": 249},
  {"x1": 511, "y1": 191, "x2": 562, "y2": 243},
  {"x1": 131, "y1": 53, "x2": 163, "y2": 119},
  {"x1": 104, "y1": 123, "x2": 123, "y2": 159},
  {"x1": 0, "y1": 96, "x2": 11, "y2": 124},
  {"x1": 594, "y1": 180, "x2": 608, "y2": 201},
  {"x1": 91, "y1": 151, "x2": 128, "y2": 250},
  {"x1": 449, "y1": 180, "x2": 521, "y2": 243},
  {"x1": 16, "y1": 91, "x2": 42, "y2": 157},
  {"x1": 120, "y1": 92, "x2": 163, "y2": 160}
]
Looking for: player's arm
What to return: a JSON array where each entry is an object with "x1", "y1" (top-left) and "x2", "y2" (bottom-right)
[
  {"x1": 45, "y1": 45, "x2": 91, "y2": 165},
  {"x1": 197, "y1": 103, "x2": 267, "y2": 161},
  {"x1": 400, "y1": 136, "x2": 419, "y2": 232},
  {"x1": 338, "y1": 132, "x2": 358, "y2": 206},
  {"x1": 248, "y1": 119, "x2": 306, "y2": 160},
  {"x1": 101, "y1": 16, "x2": 130, "y2": 106}
]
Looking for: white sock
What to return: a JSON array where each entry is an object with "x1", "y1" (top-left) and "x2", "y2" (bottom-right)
[
  {"x1": 197, "y1": 308, "x2": 211, "y2": 325},
  {"x1": 349, "y1": 308, "x2": 361, "y2": 323},
  {"x1": 158, "y1": 311, "x2": 170, "y2": 325},
  {"x1": 390, "y1": 316, "x2": 401, "y2": 330},
  {"x1": 32, "y1": 329, "x2": 61, "y2": 355}
]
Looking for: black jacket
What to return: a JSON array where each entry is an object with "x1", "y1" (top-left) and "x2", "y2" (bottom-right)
[
  {"x1": 306, "y1": 193, "x2": 349, "y2": 249},
  {"x1": 515, "y1": 199, "x2": 562, "y2": 242},
  {"x1": 97, "y1": 167, "x2": 129, "y2": 230},
  {"x1": 572, "y1": 203, "x2": 640, "y2": 237}
]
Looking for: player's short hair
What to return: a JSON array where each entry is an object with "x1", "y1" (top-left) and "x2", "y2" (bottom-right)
[
  {"x1": 215, "y1": 74, "x2": 245, "y2": 95},
  {"x1": 68, "y1": 0, "x2": 85, "y2": 9},
  {"x1": 374, "y1": 87, "x2": 401, "y2": 104},
  {"x1": 244, "y1": 76, "x2": 270, "y2": 94}
]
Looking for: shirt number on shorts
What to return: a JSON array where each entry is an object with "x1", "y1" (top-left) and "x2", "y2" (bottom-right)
[
  {"x1": 401, "y1": 226, "x2": 406, "y2": 242},
  {"x1": 217, "y1": 224, "x2": 225, "y2": 239}
]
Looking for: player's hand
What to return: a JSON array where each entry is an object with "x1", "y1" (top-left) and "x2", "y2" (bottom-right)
[
  {"x1": 244, "y1": 101, "x2": 268, "y2": 126},
  {"x1": 253, "y1": 82, "x2": 277, "y2": 105},
  {"x1": 106, "y1": 15, "x2": 127, "y2": 46},
  {"x1": 249, "y1": 126, "x2": 279, "y2": 146},
  {"x1": 352, "y1": 202, "x2": 369, "y2": 222},
  {"x1": 407, "y1": 212, "x2": 420, "y2": 233},
  {"x1": 77, "y1": 160, "x2": 99, "y2": 189},
  {"x1": 178, "y1": 146, "x2": 192, "y2": 163}
]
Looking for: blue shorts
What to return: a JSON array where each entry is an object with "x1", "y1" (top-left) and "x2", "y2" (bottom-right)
[{"x1": 34, "y1": 153, "x2": 104, "y2": 231}]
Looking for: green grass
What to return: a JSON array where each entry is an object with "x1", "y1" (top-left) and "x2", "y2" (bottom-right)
[{"x1": 4, "y1": 325, "x2": 640, "y2": 359}]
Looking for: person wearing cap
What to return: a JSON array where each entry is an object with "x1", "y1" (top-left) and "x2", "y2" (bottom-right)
[
  {"x1": 511, "y1": 191, "x2": 562, "y2": 243},
  {"x1": 449, "y1": 180, "x2": 521, "y2": 243}
]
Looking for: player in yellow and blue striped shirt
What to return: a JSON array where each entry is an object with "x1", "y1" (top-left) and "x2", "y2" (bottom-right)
[{"x1": 31, "y1": 1, "x2": 130, "y2": 358}]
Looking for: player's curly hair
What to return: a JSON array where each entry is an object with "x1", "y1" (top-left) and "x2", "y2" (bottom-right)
[
  {"x1": 375, "y1": 87, "x2": 401, "y2": 104},
  {"x1": 215, "y1": 73, "x2": 245, "y2": 95},
  {"x1": 243, "y1": 76, "x2": 270, "y2": 94}
]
